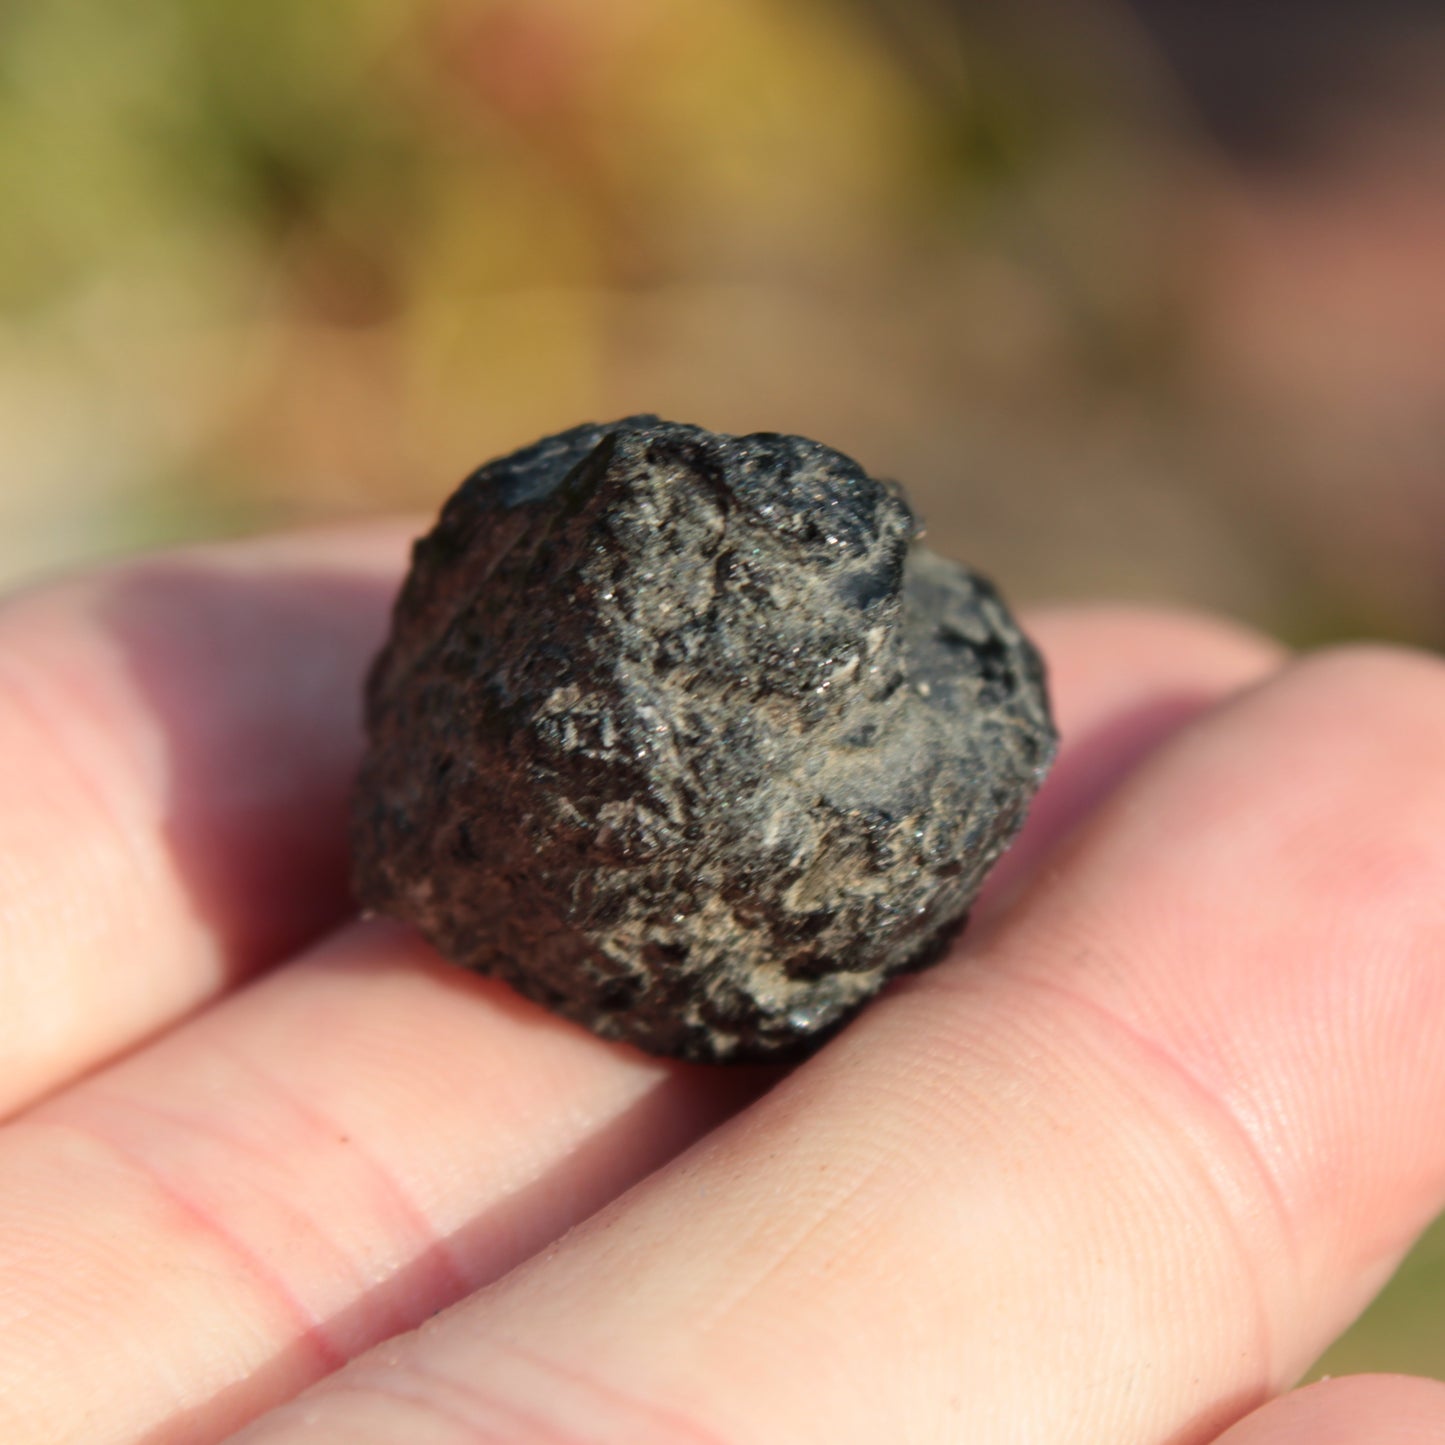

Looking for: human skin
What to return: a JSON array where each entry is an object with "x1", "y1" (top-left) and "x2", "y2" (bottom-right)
[{"x1": 0, "y1": 521, "x2": 1443, "y2": 1444}]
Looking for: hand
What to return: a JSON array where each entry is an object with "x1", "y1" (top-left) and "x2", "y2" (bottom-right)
[{"x1": 1, "y1": 522, "x2": 1443, "y2": 1445}]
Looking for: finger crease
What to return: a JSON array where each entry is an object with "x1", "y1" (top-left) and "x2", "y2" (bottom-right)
[
  {"x1": 30, "y1": 1114, "x2": 348, "y2": 1375},
  {"x1": 498, "y1": 1338, "x2": 733, "y2": 1445},
  {"x1": 212, "y1": 1043, "x2": 474, "y2": 1303},
  {"x1": 337, "y1": 1341, "x2": 734, "y2": 1445}
]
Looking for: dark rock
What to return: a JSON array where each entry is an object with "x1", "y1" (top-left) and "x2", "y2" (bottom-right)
[{"x1": 351, "y1": 418, "x2": 1057, "y2": 1062}]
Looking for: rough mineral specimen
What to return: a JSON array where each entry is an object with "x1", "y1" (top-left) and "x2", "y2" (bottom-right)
[{"x1": 351, "y1": 417, "x2": 1056, "y2": 1062}]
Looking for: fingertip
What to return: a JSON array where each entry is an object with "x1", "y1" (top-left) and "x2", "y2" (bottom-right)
[
  {"x1": 1216, "y1": 1375, "x2": 1445, "y2": 1445},
  {"x1": 982, "y1": 630, "x2": 1445, "y2": 1344}
]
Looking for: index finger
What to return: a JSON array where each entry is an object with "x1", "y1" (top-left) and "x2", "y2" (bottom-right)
[{"x1": 0, "y1": 520, "x2": 413, "y2": 1114}]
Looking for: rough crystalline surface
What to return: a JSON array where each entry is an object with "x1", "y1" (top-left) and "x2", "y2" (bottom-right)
[{"x1": 352, "y1": 417, "x2": 1057, "y2": 1062}]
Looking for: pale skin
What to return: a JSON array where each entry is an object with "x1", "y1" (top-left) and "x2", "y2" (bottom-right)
[{"x1": 0, "y1": 521, "x2": 1443, "y2": 1444}]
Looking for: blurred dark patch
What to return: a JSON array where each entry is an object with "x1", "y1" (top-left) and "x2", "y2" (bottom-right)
[
  {"x1": 851, "y1": 0, "x2": 1445, "y2": 166},
  {"x1": 1117, "y1": 0, "x2": 1445, "y2": 164}
]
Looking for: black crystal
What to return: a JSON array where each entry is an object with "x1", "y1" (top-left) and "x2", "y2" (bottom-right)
[{"x1": 351, "y1": 417, "x2": 1057, "y2": 1062}]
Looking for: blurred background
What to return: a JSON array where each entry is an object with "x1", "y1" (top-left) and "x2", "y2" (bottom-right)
[{"x1": 1, "y1": 0, "x2": 1442, "y2": 1375}]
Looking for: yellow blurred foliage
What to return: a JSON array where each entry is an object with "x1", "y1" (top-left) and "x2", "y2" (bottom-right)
[{"x1": 1, "y1": 0, "x2": 1442, "y2": 636}]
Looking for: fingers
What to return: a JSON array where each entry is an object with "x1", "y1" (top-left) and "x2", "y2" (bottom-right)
[
  {"x1": 0, "y1": 549, "x2": 1272, "y2": 1126},
  {"x1": 0, "y1": 608, "x2": 1280, "y2": 1445},
  {"x1": 1214, "y1": 1376, "x2": 1445, "y2": 1445},
  {"x1": 226, "y1": 644, "x2": 1445, "y2": 1445},
  {"x1": 0, "y1": 521, "x2": 411, "y2": 1114},
  {"x1": 0, "y1": 922, "x2": 765, "y2": 1445}
]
